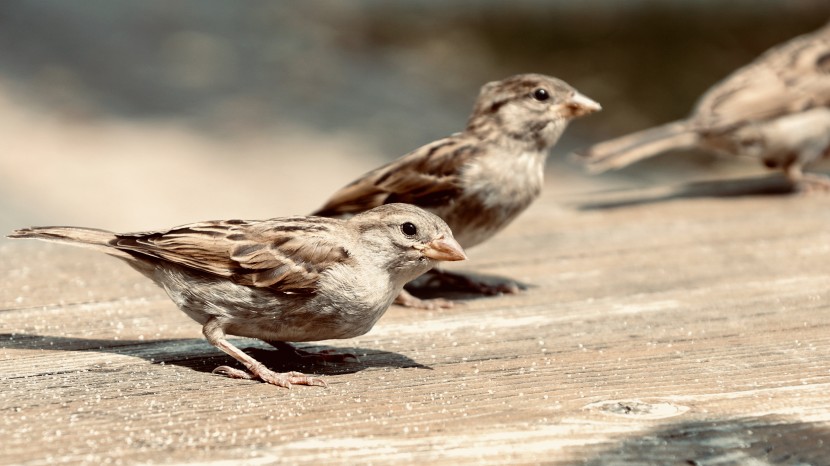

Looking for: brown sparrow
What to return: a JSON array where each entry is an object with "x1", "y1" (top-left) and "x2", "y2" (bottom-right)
[
  {"x1": 8, "y1": 203, "x2": 466, "y2": 388},
  {"x1": 578, "y1": 22, "x2": 830, "y2": 190},
  {"x1": 313, "y1": 73, "x2": 601, "y2": 308}
]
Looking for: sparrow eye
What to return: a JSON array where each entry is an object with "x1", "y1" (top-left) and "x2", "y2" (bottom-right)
[
  {"x1": 400, "y1": 222, "x2": 418, "y2": 237},
  {"x1": 532, "y1": 88, "x2": 550, "y2": 101}
]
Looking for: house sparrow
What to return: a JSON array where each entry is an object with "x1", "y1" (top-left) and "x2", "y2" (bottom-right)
[
  {"x1": 313, "y1": 74, "x2": 601, "y2": 308},
  {"x1": 7, "y1": 203, "x2": 466, "y2": 388},
  {"x1": 578, "y1": 22, "x2": 830, "y2": 190}
]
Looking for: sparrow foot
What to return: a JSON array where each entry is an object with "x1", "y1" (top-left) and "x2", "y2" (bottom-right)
[
  {"x1": 394, "y1": 288, "x2": 455, "y2": 309},
  {"x1": 793, "y1": 173, "x2": 830, "y2": 193},
  {"x1": 205, "y1": 320, "x2": 327, "y2": 388},
  {"x1": 212, "y1": 365, "x2": 327, "y2": 388},
  {"x1": 785, "y1": 164, "x2": 830, "y2": 193}
]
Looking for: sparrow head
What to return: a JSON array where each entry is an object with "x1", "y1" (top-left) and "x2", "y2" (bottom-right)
[
  {"x1": 350, "y1": 203, "x2": 466, "y2": 282},
  {"x1": 466, "y1": 73, "x2": 601, "y2": 151}
]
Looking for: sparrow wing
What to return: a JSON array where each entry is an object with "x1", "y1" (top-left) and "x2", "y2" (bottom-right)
[
  {"x1": 112, "y1": 218, "x2": 351, "y2": 294},
  {"x1": 313, "y1": 134, "x2": 482, "y2": 217},
  {"x1": 693, "y1": 24, "x2": 830, "y2": 130}
]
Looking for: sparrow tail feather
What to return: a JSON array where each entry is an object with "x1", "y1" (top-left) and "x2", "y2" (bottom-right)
[
  {"x1": 7, "y1": 226, "x2": 134, "y2": 260},
  {"x1": 577, "y1": 120, "x2": 699, "y2": 173}
]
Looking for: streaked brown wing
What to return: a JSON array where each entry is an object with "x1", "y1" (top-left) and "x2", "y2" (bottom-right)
[
  {"x1": 313, "y1": 134, "x2": 482, "y2": 217},
  {"x1": 694, "y1": 26, "x2": 830, "y2": 130},
  {"x1": 112, "y1": 218, "x2": 350, "y2": 293}
]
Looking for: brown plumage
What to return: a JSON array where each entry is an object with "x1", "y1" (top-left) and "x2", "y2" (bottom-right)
[
  {"x1": 314, "y1": 74, "x2": 601, "y2": 307},
  {"x1": 8, "y1": 204, "x2": 466, "y2": 388},
  {"x1": 578, "y1": 22, "x2": 830, "y2": 189}
]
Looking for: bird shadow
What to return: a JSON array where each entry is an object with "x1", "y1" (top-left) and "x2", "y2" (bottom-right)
[
  {"x1": 583, "y1": 414, "x2": 830, "y2": 465},
  {"x1": 577, "y1": 174, "x2": 796, "y2": 211},
  {"x1": 0, "y1": 333, "x2": 431, "y2": 376},
  {"x1": 404, "y1": 269, "x2": 532, "y2": 302}
]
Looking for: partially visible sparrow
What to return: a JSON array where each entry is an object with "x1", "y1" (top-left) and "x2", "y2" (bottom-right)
[
  {"x1": 313, "y1": 73, "x2": 601, "y2": 308},
  {"x1": 8, "y1": 204, "x2": 466, "y2": 388},
  {"x1": 578, "y1": 22, "x2": 830, "y2": 190}
]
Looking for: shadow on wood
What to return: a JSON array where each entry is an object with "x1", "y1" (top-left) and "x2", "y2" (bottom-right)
[
  {"x1": 577, "y1": 175, "x2": 796, "y2": 211},
  {"x1": 0, "y1": 333, "x2": 431, "y2": 378},
  {"x1": 584, "y1": 416, "x2": 830, "y2": 465},
  {"x1": 405, "y1": 269, "x2": 531, "y2": 301}
]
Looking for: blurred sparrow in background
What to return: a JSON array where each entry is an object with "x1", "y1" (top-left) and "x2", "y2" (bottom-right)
[
  {"x1": 9, "y1": 203, "x2": 466, "y2": 388},
  {"x1": 314, "y1": 73, "x2": 601, "y2": 308},
  {"x1": 578, "y1": 21, "x2": 830, "y2": 191}
]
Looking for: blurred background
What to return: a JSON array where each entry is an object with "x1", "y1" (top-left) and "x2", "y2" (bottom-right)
[{"x1": 1, "y1": 0, "x2": 829, "y2": 235}]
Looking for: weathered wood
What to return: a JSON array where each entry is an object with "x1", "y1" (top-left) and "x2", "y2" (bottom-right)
[{"x1": 2, "y1": 177, "x2": 829, "y2": 465}]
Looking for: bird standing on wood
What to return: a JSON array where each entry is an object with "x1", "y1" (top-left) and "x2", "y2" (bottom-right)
[
  {"x1": 8, "y1": 204, "x2": 466, "y2": 388},
  {"x1": 313, "y1": 73, "x2": 601, "y2": 308},
  {"x1": 577, "y1": 22, "x2": 830, "y2": 190}
]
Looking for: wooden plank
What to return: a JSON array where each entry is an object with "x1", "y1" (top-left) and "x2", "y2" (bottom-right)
[{"x1": 2, "y1": 179, "x2": 830, "y2": 465}]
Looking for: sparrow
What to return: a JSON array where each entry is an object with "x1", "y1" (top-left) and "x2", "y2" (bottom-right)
[
  {"x1": 312, "y1": 73, "x2": 601, "y2": 308},
  {"x1": 7, "y1": 203, "x2": 466, "y2": 388},
  {"x1": 578, "y1": 21, "x2": 830, "y2": 190}
]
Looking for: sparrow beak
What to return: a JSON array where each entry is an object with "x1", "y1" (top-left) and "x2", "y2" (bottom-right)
[
  {"x1": 565, "y1": 91, "x2": 602, "y2": 117},
  {"x1": 422, "y1": 235, "x2": 467, "y2": 262}
]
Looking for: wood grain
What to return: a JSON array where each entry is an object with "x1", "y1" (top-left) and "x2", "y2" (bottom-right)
[{"x1": 2, "y1": 177, "x2": 829, "y2": 465}]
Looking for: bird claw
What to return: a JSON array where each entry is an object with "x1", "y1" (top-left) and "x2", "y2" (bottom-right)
[
  {"x1": 212, "y1": 365, "x2": 327, "y2": 388},
  {"x1": 472, "y1": 281, "x2": 522, "y2": 296},
  {"x1": 267, "y1": 371, "x2": 328, "y2": 389},
  {"x1": 213, "y1": 365, "x2": 255, "y2": 380},
  {"x1": 793, "y1": 173, "x2": 830, "y2": 194},
  {"x1": 394, "y1": 289, "x2": 455, "y2": 309}
]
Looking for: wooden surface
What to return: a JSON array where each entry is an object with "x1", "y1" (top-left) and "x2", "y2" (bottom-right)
[{"x1": 2, "y1": 176, "x2": 830, "y2": 465}]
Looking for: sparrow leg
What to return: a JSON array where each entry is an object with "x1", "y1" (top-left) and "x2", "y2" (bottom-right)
[
  {"x1": 203, "y1": 318, "x2": 327, "y2": 388},
  {"x1": 266, "y1": 341, "x2": 359, "y2": 364},
  {"x1": 394, "y1": 288, "x2": 455, "y2": 310},
  {"x1": 425, "y1": 268, "x2": 523, "y2": 295},
  {"x1": 785, "y1": 164, "x2": 830, "y2": 193}
]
